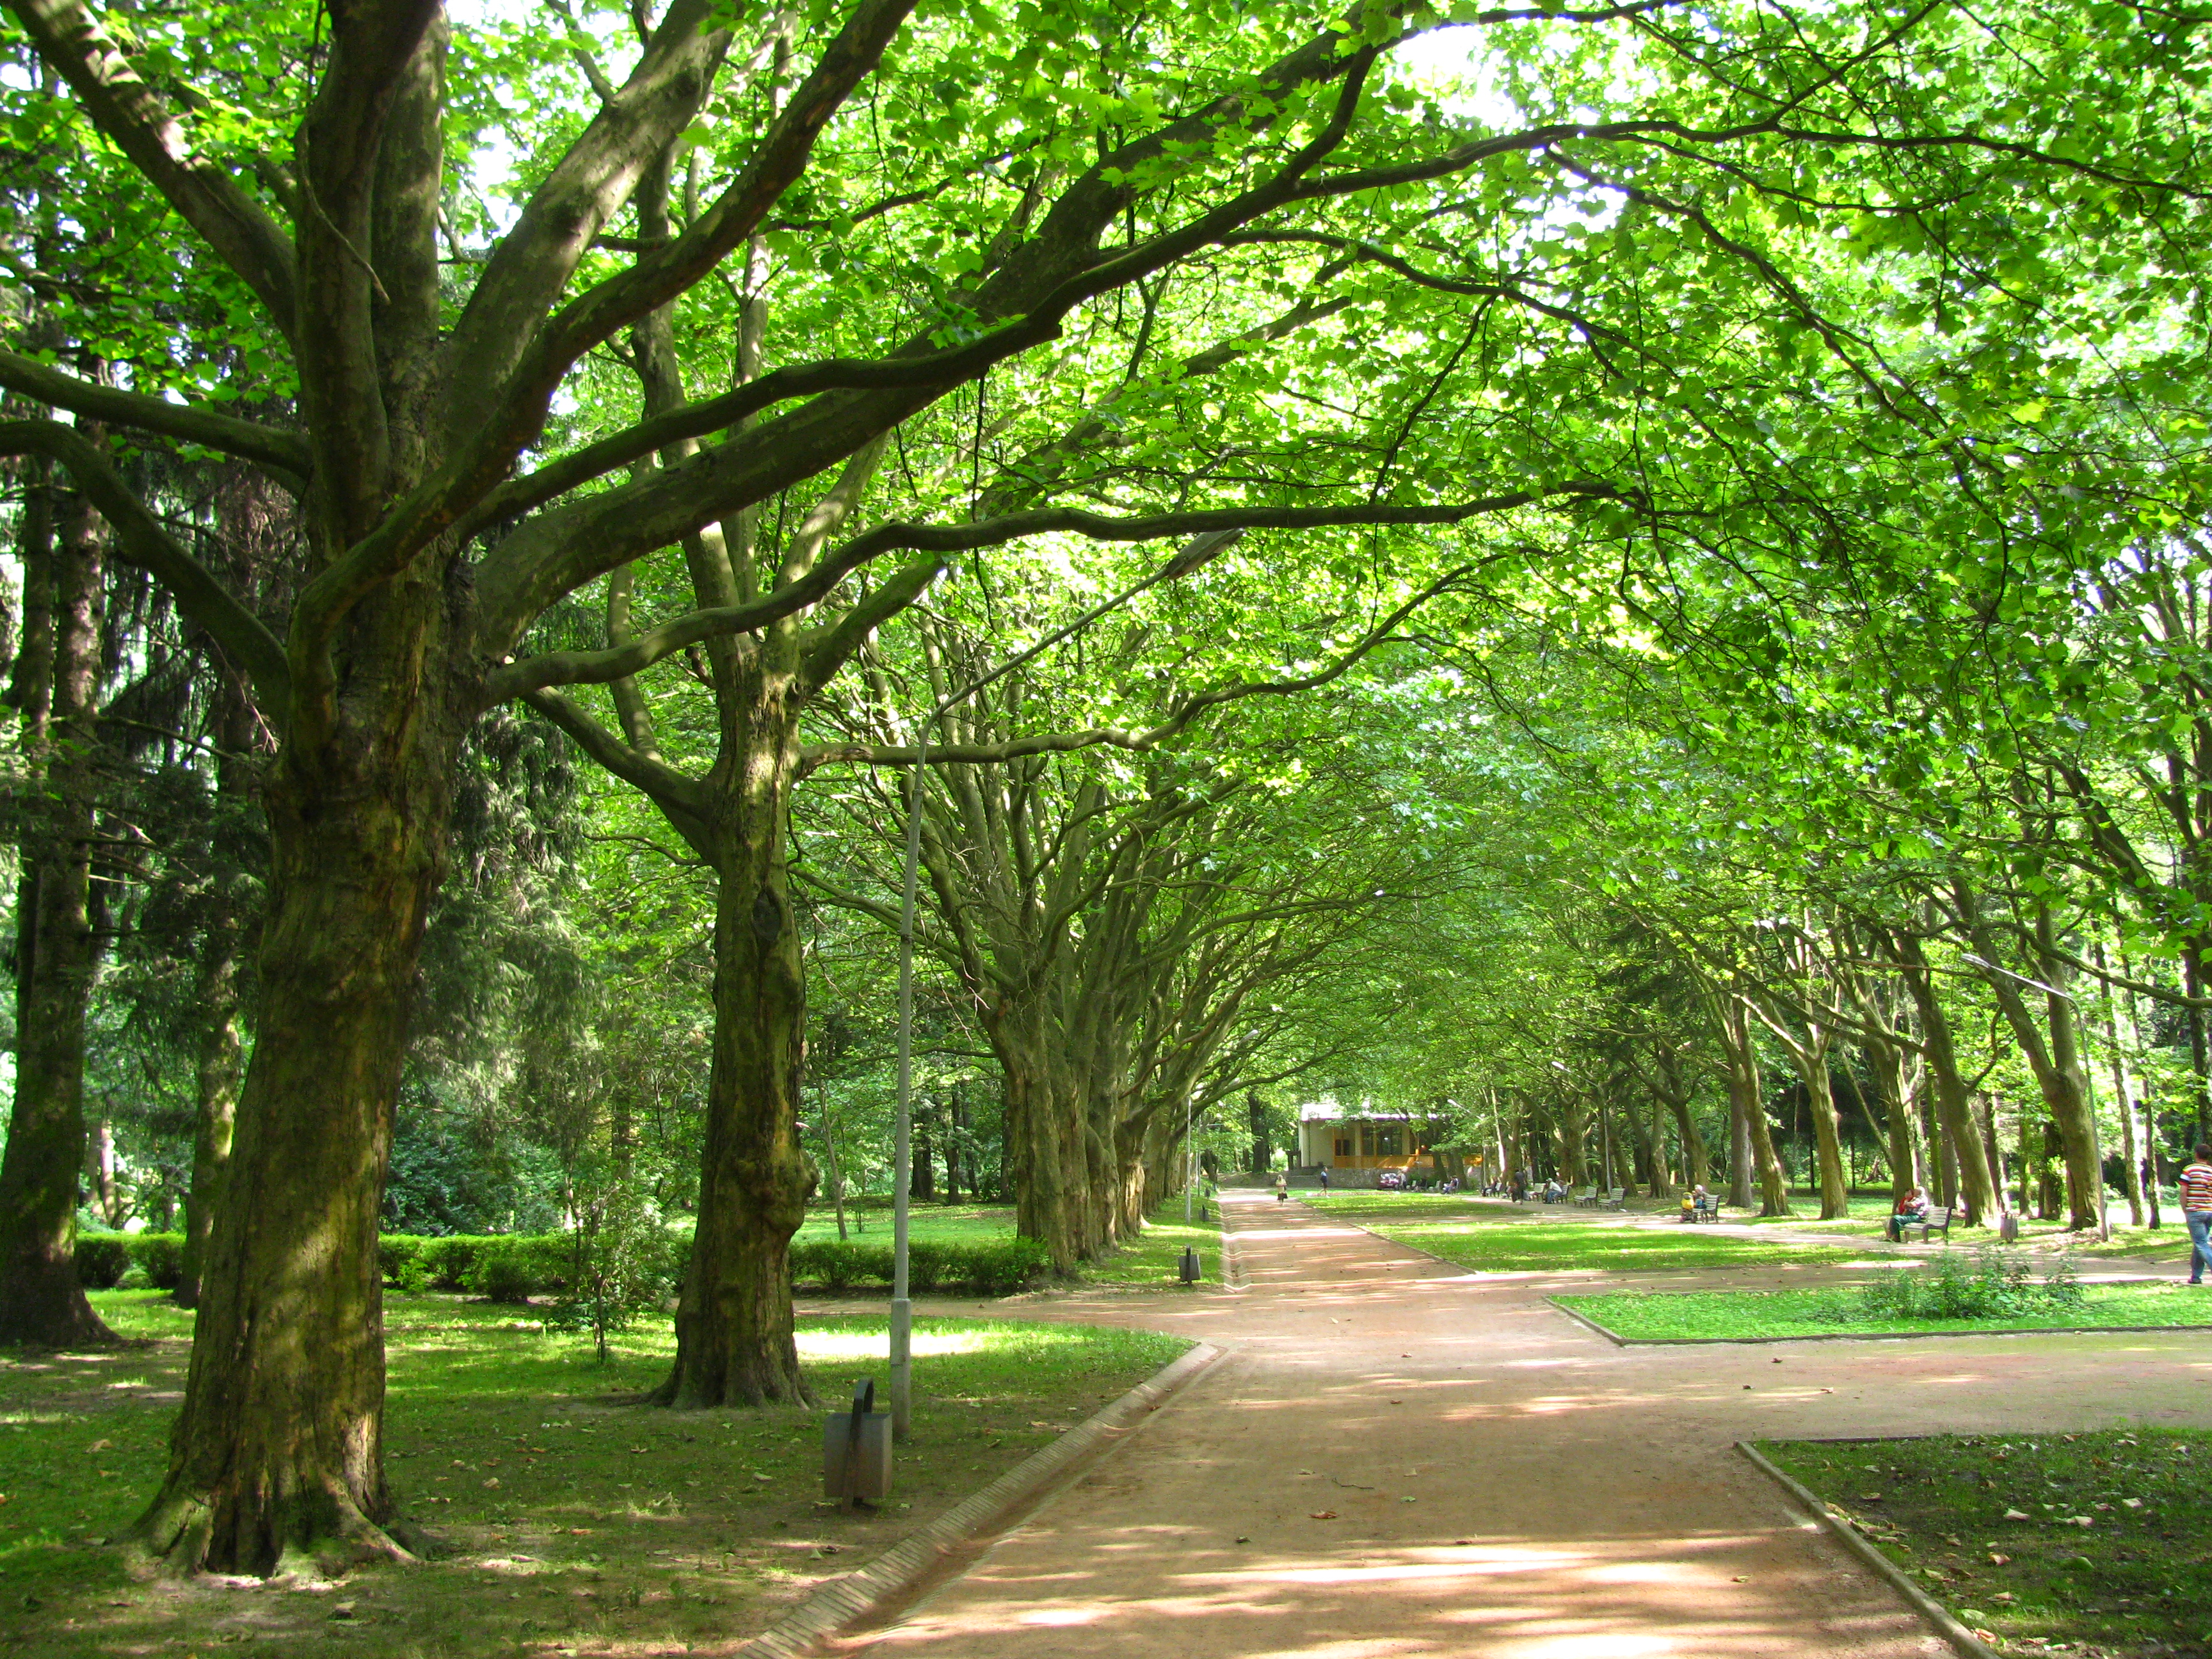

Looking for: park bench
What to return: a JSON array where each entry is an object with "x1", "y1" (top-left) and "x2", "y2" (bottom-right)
[
  {"x1": 1690, "y1": 1194, "x2": 1722, "y2": 1222},
  {"x1": 1571, "y1": 1186, "x2": 1597, "y2": 1207},
  {"x1": 1600, "y1": 1187, "x2": 1626, "y2": 1211},
  {"x1": 1891, "y1": 1205, "x2": 1953, "y2": 1243}
]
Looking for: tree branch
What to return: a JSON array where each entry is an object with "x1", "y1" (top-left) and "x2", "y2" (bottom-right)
[
  {"x1": 0, "y1": 419, "x2": 291, "y2": 710},
  {"x1": 0, "y1": 349, "x2": 309, "y2": 483},
  {"x1": 521, "y1": 687, "x2": 710, "y2": 850}
]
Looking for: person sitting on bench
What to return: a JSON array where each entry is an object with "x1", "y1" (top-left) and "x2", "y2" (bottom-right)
[
  {"x1": 1887, "y1": 1185, "x2": 1930, "y2": 1242},
  {"x1": 1680, "y1": 1184, "x2": 1704, "y2": 1223}
]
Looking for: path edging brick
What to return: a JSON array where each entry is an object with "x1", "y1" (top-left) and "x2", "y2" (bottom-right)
[
  {"x1": 1735, "y1": 1439, "x2": 2000, "y2": 1659},
  {"x1": 732, "y1": 1339, "x2": 1224, "y2": 1658}
]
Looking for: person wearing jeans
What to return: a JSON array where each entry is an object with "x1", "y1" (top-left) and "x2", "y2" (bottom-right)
[{"x1": 2183, "y1": 1144, "x2": 2212, "y2": 1286}]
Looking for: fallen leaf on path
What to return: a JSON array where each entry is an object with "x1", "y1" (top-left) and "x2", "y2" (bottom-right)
[
  {"x1": 1309, "y1": 1511, "x2": 1338, "y2": 1520},
  {"x1": 2122, "y1": 1497, "x2": 2142, "y2": 1509},
  {"x1": 1859, "y1": 1493, "x2": 1883, "y2": 1502},
  {"x1": 1233, "y1": 1536, "x2": 1250, "y2": 1544},
  {"x1": 1989, "y1": 1553, "x2": 2010, "y2": 1566},
  {"x1": 1731, "y1": 1575, "x2": 1749, "y2": 1583},
  {"x1": 2003, "y1": 1510, "x2": 2030, "y2": 1521}
]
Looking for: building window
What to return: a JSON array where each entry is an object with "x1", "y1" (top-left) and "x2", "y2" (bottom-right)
[
  {"x1": 1376, "y1": 1125, "x2": 1402, "y2": 1157},
  {"x1": 1333, "y1": 1137, "x2": 1352, "y2": 1158}
]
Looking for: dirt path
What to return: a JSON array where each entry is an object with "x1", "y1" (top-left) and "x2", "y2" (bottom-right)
[{"x1": 834, "y1": 1191, "x2": 2212, "y2": 1659}]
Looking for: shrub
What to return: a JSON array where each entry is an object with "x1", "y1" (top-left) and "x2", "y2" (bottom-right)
[
  {"x1": 952, "y1": 1238, "x2": 1052, "y2": 1294},
  {"x1": 462, "y1": 1235, "x2": 572, "y2": 1304},
  {"x1": 787, "y1": 1237, "x2": 1050, "y2": 1295},
  {"x1": 1858, "y1": 1243, "x2": 2079, "y2": 1322},
  {"x1": 127, "y1": 1233, "x2": 186, "y2": 1292},
  {"x1": 544, "y1": 1177, "x2": 680, "y2": 1361},
  {"x1": 74, "y1": 1235, "x2": 132, "y2": 1290},
  {"x1": 379, "y1": 1235, "x2": 431, "y2": 1285}
]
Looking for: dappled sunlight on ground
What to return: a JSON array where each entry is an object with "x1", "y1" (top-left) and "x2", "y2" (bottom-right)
[
  {"x1": 828, "y1": 1189, "x2": 2212, "y2": 1659},
  {"x1": 867, "y1": 1521, "x2": 1891, "y2": 1659}
]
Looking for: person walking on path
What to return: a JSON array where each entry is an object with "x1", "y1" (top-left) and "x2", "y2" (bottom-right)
[
  {"x1": 1318, "y1": 1167, "x2": 1330, "y2": 1191},
  {"x1": 1274, "y1": 1173, "x2": 1288, "y2": 1203},
  {"x1": 2183, "y1": 1143, "x2": 2212, "y2": 1285}
]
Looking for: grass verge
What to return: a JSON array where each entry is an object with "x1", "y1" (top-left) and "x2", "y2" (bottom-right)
[
  {"x1": 1758, "y1": 1430, "x2": 2212, "y2": 1657},
  {"x1": 795, "y1": 1202, "x2": 1015, "y2": 1244},
  {"x1": 1559, "y1": 1283, "x2": 2211, "y2": 1342},
  {"x1": 1300, "y1": 1192, "x2": 1873, "y2": 1272},
  {"x1": 1077, "y1": 1201, "x2": 1226, "y2": 1287},
  {"x1": 0, "y1": 1291, "x2": 1186, "y2": 1658}
]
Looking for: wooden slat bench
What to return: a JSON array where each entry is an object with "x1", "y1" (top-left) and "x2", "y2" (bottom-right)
[{"x1": 1891, "y1": 1205, "x2": 1952, "y2": 1243}]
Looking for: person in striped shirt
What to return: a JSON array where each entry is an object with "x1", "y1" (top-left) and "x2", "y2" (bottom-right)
[{"x1": 2183, "y1": 1144, "x2": 2212, "y2": 1286}]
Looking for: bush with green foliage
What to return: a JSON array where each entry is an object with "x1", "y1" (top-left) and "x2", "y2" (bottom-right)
[
  {"x1": 75, "y1": 1235, "x2": 132, "y2": 1290},
  {"x1": 543, "y1": 1174, "x2": 681, "y2": 1360},
  {"x1": 463, "y1": 1236, "x2": 573, "y2": 1303},
  {"x1": 1857, "y1": 1244, "x2": 2083, "y2": 1321},
  {"x1": 74, "y1": 1233, "x2": 186, "y2": 1292},
  {"x1": 787, "y1": 1237, "x2": 1050, "y2": 1295}
]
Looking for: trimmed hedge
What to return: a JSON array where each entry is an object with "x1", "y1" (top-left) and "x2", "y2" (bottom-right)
[
  {"x1": 380, "y1": 1233, "x2": 575, "y2": 1301},
  {"x1": 74, "y1": 1232, "x2": 186, "y2": 1291},
  {"x1": 787, "y1": 1237, "x2": 1050, "y2": 1295},
  {"x1": 77, "y1": 1229, "x2": 1048, "y2": 1302}
]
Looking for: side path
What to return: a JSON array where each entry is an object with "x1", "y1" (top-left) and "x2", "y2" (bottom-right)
[{"x1": 824, "y1": 1193, "x2": 2197, "y2": 1659}]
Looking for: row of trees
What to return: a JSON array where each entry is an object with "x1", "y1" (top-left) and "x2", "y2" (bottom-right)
[{"x1": 3, "y1": 0, "x2": 2208, "y2": 1582}]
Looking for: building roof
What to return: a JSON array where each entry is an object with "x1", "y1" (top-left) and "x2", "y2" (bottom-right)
[{"x1": 1297, "y1": 1101, "x2": 1418, "y2": 1123}]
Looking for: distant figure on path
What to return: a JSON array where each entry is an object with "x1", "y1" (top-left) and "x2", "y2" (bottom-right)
[
  {"x1": 1274, "y1": 1174, "x2": 1288, "y2": 1203},
  {"x1": 2181, "y1": 1143, "x2": 2212, "y2": 1285},
  {"x1": 1318, "y1": 1167, "x2": 1331, "y2": 1191}
]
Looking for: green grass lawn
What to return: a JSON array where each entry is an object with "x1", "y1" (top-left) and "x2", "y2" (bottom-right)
[
  {"x1": 1078, "y1": 1201, "x2": 1227, "y2": 1286},
  {"x1": 795, "y1": 1201, "x2": 1015, "y2": 1244},
  {"x1": 1300, "y1": 1192, "x2": 1873, "y2": 1272},
  {"x1": 1758, "y1": 1430, "x2": 2212, "y2": 1657},
  {"x1": 1559, "y1": 1282, "x2": 2212, "y2": 1342},
  {"x1": 0, "y1": 1290, "x2": 1187, "y2": 1659}
]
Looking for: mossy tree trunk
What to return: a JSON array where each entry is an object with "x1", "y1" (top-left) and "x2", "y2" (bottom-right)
[{"x1": 0, "y1": 472, "x2": 117, "y2": 1349}]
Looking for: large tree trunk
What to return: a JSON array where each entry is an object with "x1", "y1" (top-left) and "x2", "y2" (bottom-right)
[
  {"x1": 997, "y1": 1027, "x2": 1092, "y2": 1271},
  {"x1": 1720, "y1": 998, "x2": 1790, "y2": 1215},
  {"x1": 654, "y1": 681, "x2": 815, "y2": 1408},
  {"x1": 179, "y1": 686, "x2": 256, "y2": 1308},
  {"x1": 0, "y1": 475, "x2": 116, "y2": 1347},
  {"x1": 1798, "y1": 1045, "x2": 1850, "y2": 1219},
  {"x1": 1556, "y1": 1097, "x2": 1586, "y2": 1186},
  {"x1": 132, "y1": 636, "x2": 461, "y2": 1571},
  {"x1": 1891, "y1": 931, "x2": 1996, "y2": 1224},
  {"x1": 1655, "y1": 1047, "x2": 1709, "y2": 1188},
  {"x1": 1957, "y1": 881, "x2": 2103, "y2": 1229}
]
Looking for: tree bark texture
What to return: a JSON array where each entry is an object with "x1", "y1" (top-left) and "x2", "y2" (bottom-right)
[
  {"x1": 653, "y1": 661, "x2": 815, "y2": 1409},
  {"x1": 0, "y1": 477, "x2": 116, "y2": 1347},
  {"x1": 179, "y1": 683, "x2": 257, "y2": 1309},
  {"x1": 134, "y1": 600, "x2": 465, "y2": 1569}
]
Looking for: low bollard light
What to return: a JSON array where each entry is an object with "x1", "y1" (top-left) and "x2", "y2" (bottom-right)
[
  {"x1": 1178, "y1": 1246, "x2": 1201, "y2": 1284},
  {"x1": 822, "y1": 1378, "x2": 894, "y2": 1508}
]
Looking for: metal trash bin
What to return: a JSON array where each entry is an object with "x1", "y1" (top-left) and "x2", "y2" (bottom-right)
[
  {"x1": 1999, "y1": 1210, "x2": 2019, "y2": 1244},
  {"x1": 822, "y1": 1379, "x2": 894, "y2": 1506},
  {"x1": 1178, "y1": 1246, "x2": 1201, "y2": 1284}
]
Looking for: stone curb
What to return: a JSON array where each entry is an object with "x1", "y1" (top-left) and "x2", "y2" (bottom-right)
[
  {"x1": 1548, "y1": 1294, "x2": 2211, "y2": 1347},
  {"x1": 733, "y1": 1340, "x2": 1225, "y2": 1658},
  {"x1": 1735, "y1": 1439, "x2": 2001, "y2": 1659}
]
